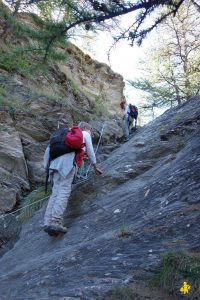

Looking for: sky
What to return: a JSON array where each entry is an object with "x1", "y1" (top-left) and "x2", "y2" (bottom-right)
[
  {"x1": 92, "y1": 34, "x2": 144, "y2": 103},
  {"x1": 73, "y1": 13, "x2": 168, "y2": 123},
  {"x1": 74, "y1": 31, "x2": 168, "y2": 124},
  {"x1": 73, "y1": 11, "x2": 148, "y2": 107},
  {"x1": 75, "y1": 31, "x2": 145, "y2": 105}
]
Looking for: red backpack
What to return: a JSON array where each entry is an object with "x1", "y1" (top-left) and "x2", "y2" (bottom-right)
[
  {"x1": 46, "y1": 126, "x2": 84, "y2": 193},
  {"x1": 49, "y1": 126, "x2": 84, "y2": 160},
  {"x1": 65, "y1": 126, "x2": 85, "y2": 168},
  {"x1": 65, "y1": 126, "x2": 84, "y2": 150}
]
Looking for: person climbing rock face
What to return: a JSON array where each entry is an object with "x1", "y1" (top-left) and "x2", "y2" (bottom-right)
[
  {"x1": 120, "y1": 100, "x2": 131, "y2": 142},
  {"x1": 43, "y1": 121, "x2": 102, "y2": 236},
  {"x1": 120, "y1": 100, "x2": 138, "y2": 142}
]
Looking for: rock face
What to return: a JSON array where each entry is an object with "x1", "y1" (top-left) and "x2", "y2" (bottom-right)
[
  {"x1": 58, "y1": 43, "x2": 124, "y2": 116},
  {"x1": 0, "y1": 96, "x2": 199, "y2": 299},
  {"x1": 0, "y1": 112, "x2": 29, "y2": 212},
  {"x1": 0, "y1": 43, "x2": 124, "y2": 212}
]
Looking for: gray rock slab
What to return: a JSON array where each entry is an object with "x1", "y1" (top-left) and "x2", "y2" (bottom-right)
[{"x1": 0, "y1": 96, "x2": 200, "y2": 299}]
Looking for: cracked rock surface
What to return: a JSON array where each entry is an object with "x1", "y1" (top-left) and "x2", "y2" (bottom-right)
[{"x1": 0, "y1": 96, "x2": 199, "y2": 299}]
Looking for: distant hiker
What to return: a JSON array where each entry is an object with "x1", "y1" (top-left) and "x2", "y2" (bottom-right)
[
  {"x1": 120, "y1": 100, "x2": 138, "y2": 142},
  {"x1": 43, "y1": 121, "x2": 102, "y2": 235}
]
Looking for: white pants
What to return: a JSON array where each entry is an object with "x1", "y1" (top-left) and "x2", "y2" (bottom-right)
[
  {"x1": 44, "y1": 167, "x2": 75, "y2": 226},
  {"x1": 124, "y1": 116, "x2": 134, "y2": 139}
]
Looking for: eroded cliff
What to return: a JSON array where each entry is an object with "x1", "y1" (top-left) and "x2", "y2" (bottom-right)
[{"x1": 0, "y1": 41, "x2": 124, "y2": 213}]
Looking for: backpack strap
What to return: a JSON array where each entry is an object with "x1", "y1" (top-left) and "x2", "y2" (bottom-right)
[{"x1": 45, "y1": 157, "x2": 51, "y2": 194}]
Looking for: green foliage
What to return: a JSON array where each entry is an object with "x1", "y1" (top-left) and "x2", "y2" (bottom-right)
[
  {"x1": 0, "y1": 78, "x2": 28, "y2": 115},
  {"x1": 129, "y1": 0, "x2": 200, "y2": 109},
  {"x1": 0, "y1": 6, "x2": 68, "y2": 75},
  {"x1": 1, "y1": 0, "x2": 194, "y2": 60},
  {"x1": 118, "y1": 226, "x2": 132, "y2": 238},
  {"x1": 0, "y1": 169, "x2": 13, "y2": 181},
  {"x1": 78, "y1": 87, "x2": 107, "y2": 117},
  {"x1": 0, "y1": 73, "x2": 69, "y2": 117},
  {"x1": 0, "y1": 47, "x2": 30, "y2": 73},
  {"x1": 149, "y1": 251, "x2": 200, "y2": 297},
  {"x1": 172, "y1": 112, "x2": 187, "y2": 122},
  {"x1": 128, "y1": 78, "x2": 175, "y2": 108},
  {"x1": 0, "y1": 78, "x2": 14, "y2": 111},
  {"x1": 106, "y1": 286, "x2": 136, "y2": 300},
  {"x1": 86, "y1": 93, "x2": 107, "y2": 117},
  {"x1": 27, "y1": 83, "x2": 57, "y2": 101},
  {"x1": 0, "y1": 83, "x2": 6, "y2": 103},
  {"x1": 68, "y1": 77, "x2": 83, "y2": 95},
  {"x1": 93, "y1": 94, "x2": 106, "y2": 116},
  {"x1": 18, "y1": 186, "x2": 51, "y2": 223},
  {"x1": 0, "y1": 43, "x2": 66, "y2": 77}
]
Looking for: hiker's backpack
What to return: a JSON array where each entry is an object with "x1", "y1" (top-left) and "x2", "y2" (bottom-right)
[
  {"x1": 128, "y1": 104, "x2": 138, "y2": 119},
  {"x1": 45, "y1": 126, "x2": 84, "y2": 193},
  {"x1": 49, "y1": 126, "x2": 84, "y2": 160}
]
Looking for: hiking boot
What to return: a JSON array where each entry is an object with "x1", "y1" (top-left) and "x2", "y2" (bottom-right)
[
  {"x1": 124, "y1": 138, "x2": 129, "y2": 142},
  {"x1": 44, "y1": 224, "x2": 67, "y2": 235},
  {"x1": 57, "y1": 225, "x2": 68, "y2": 233}
]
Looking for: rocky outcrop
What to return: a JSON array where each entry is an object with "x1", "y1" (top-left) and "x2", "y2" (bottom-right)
[
  {"x1": 58, "y1": 43, "x2": 124, "y2": 116},
  {"x1": 0, "y1": 39, "x2": 124, "y2": 212},
  {"x1": 0, "y1": 85, "x2": 123, "y2": 212},
  {"x1": 0, "y1": 112, "x2": 29, "y2": 212},
  {"x1": 0, "y1": 7, "x2": 125, "y2": 213},
  {"x1": 0, "y1": 96, "x2": 199, "y2": 299}
]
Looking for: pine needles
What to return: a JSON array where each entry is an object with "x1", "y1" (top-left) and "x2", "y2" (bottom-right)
[{"x1": 0, "y1": 6, "x2": 69, "y2": 75}]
